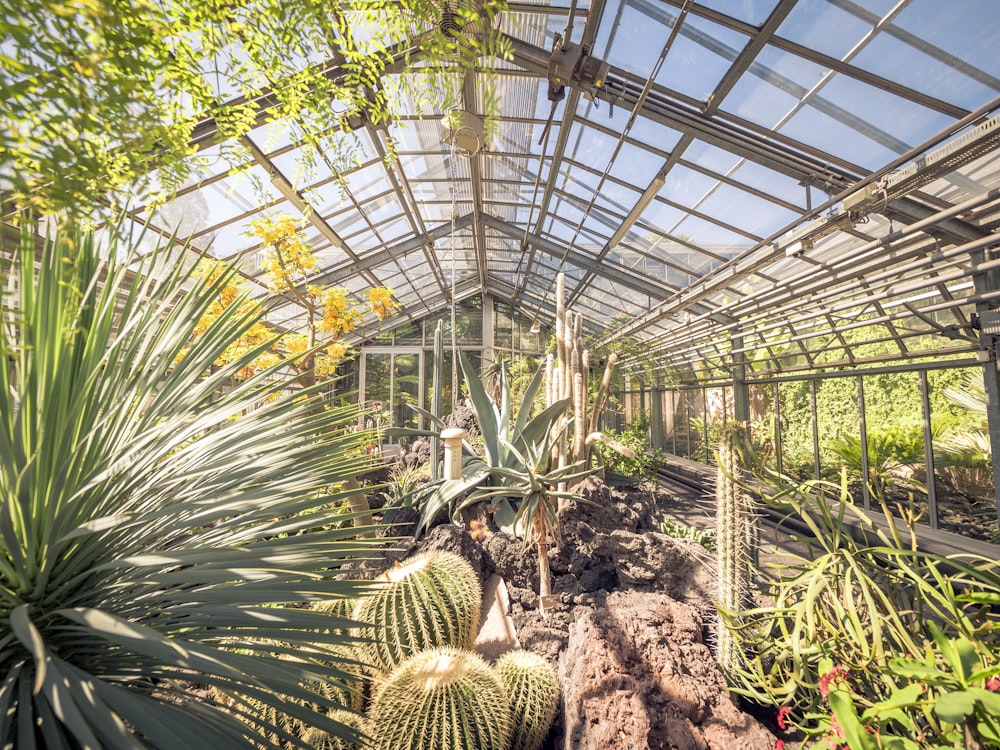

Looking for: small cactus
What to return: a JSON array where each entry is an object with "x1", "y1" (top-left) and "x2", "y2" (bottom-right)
[
  {"x1": 354, "y1": 551, "x2": 482, "y2": 674},
  {"x1": 367, "y1": 647, "x2": 512, "y2": 750},
  {"x1": 301, "y1": 709, "x2": 369, "y2": 750},
  {"x1": 496, "y1": 649, "x2": 560, "y2": 750}
]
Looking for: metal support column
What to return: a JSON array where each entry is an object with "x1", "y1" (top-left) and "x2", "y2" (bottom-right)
[
  {"x1": 857, "y1": 375, "x2": 871, "y2": 509},
  {"x1": 732, "y1": 336, "x2": 750, "y2": 424},
  {"x1": 810, "y1": 379, "x2": 821, "y2": 481},
  {"x1": 918, "y1": 370, "x2": 938, "y2": 530},
  {"x1": 972, "y1": 249, "x2": 1000, "y2": 523}
]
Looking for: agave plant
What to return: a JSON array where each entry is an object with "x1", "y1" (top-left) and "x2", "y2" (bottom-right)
[
  {"x1": 388, "y1": 352, "x2": 592, "y2": 604},
  {"x1": 0, "y1": 221, "x2": 381, "y2": 748}
]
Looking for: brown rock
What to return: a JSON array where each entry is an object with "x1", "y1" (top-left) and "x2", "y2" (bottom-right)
[{"x1": 558, "y1": 591, "x2": 774, "y2": 750}]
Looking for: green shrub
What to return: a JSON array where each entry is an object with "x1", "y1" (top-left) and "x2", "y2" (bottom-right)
[{"x1": 0, "y1": 222, "x2": 381, "y2": 746}]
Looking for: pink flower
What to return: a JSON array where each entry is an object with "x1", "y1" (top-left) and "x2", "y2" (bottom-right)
[
  {"x1": 819, "y1": 664, "x2": 850, "y2": 698},
  {"x1": 775, "y1": 741, "x2": 785, "y2": 750},
  {"x1": 776, "y1": 706, "x2": 792, "y2": 731},
  {"x1": 987, "y1": 676, "x2": 1000, "y2": 692}
]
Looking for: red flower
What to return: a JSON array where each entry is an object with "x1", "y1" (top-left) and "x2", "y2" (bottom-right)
[
  {"x1": 819, "y1": 664, "x2": 850, "y2": 698},
  {"x1": 987, "y1": 676, "x2": 1000, "y2": 692},
  {"x1": 775, "y1": 741, "x2": 785, "y2": 750},
  {"x1": 776, "y1": 706, "x2": 792, "y2": 731}
]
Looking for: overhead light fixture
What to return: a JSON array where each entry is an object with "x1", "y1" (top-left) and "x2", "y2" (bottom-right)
[
  {"x1": 441, "y1": 109, "x2": 485, "y2": 155},
  {"x1": 781, "y1": 211, "x2": 855, "y2": 257},
  {"x1": 529, "y1": 319, "x2": 541, "y2": 334},
  {"x1": 606, "y1": 171, "x2": 666, "y2": 248}
]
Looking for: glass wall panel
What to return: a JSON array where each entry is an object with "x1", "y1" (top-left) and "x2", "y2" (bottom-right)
[
  {"x1": 860, "y1": 371, "x2": 927, "y2": 518},
  {"x1": 778, "y1": 379, "x2": 816, "y2": 480},
  {"x1": 392, "y1": 353, "x2": 420, "y2": 433},
  {"x1": 928, "y1": 367, "x2": 998, "y2": 543}
]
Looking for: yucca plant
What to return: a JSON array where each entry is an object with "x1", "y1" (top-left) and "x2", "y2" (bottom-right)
[{"x1": 0, "y1": 221, "x2": 383, "y2": 748}]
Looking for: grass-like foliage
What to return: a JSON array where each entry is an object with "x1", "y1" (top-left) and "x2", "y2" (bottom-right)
[
  {"x1": 0, "y1": 222, "x2": 382, "y2": 748},
  {"x1": 719, "y1": 442, "x2": 1000, "y2": 748}
]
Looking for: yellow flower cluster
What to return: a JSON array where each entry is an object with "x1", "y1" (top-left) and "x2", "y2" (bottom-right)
[
  {"x1": 247, "y1": 215, "x2": 316, "y2": 294},
  {"x1": 317, "y1": 286, "x2": 363, "y2": 338},
  {"x1": 368, "y1": 286, "x2": 399, "y2": 321}
]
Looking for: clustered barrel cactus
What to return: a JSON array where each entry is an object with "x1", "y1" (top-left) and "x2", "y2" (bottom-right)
[
  {"x1": 353, "y1": 550, "x2": 483, "y2": 674},
  {"x1": 496, "y1": 649, "x2": 560, "y2": 750},
  {"x1": 368, "y1": 646, "x2": 513, "y2": 750},
  {"x1": 215, "y1": 549, "x2": 559, "y2": 749}
]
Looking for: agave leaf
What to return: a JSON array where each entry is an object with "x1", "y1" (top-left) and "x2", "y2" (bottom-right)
[{"x1": 459, "y1": 350, "x2": 502, "y2": 464}]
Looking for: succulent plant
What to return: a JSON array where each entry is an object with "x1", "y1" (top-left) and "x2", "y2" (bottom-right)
[
  {"x1": 354, "y1": 551, "x2": 483, "y2": 674},
  {"x1": 715, "y1": 422, "x2": 758, "y2": 676},
  {"x1": 301, "y1": 709, "x2": 370, "y2": 750},
  {"x1": 496, "y1": 649, "x2": 560, "y2": 750},
  {"x1": 368, "y1": 647, "x2": 512, "y2": 750}
]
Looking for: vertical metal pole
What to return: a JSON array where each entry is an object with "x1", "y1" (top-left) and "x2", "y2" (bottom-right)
[
  {"x1": 972, "y1": 250, "x2": 1000, "y2": 523},
  {"x1": 650, "y1": 379, "x2": 664, "y2": 453},
  {"x1": 774, "y1": 380, "x2": 783, "y2": 475},
  {"x1": 702, "y1": 387, "x2": 709, "y2": 462},
  {"x1": 431, "y1": 321, "x2": 444, "y2": 480},
  {"x1": 810, "y1": 379, "x2": 821, "y2": 481},
  {"x1": 857, "y1": 375, "x2": 871, "y2": 509},
  {"x1": 732, "y1": 335, "x2": 750, "y2": 424},
  {"x1": 918, "y1": 370, "x2": 938, "y2": 530}
]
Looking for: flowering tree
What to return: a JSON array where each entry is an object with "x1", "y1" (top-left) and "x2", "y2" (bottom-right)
[{"x1": 190, "y1": 214, "x2": 398, "y2": 386}]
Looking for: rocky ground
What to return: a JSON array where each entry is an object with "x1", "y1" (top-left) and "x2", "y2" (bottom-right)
[{"x1": 353, "y1": 475, "x2": 778, "y2": 750}]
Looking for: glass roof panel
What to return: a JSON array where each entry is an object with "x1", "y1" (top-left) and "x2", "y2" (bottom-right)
[
  {"x1": 594, "y1": 0, "x2": 672, "y2": 78},
  {"x1": 695, "y1": 0, "x2": 781, "y2": 26},
  {"x1": 655, "y1": 12, "x2": 751, "y2": 103}
]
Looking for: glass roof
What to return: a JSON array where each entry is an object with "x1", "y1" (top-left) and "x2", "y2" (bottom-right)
[{"x1": 125, "y1": 0, "x2": 1000, "y2": 382}]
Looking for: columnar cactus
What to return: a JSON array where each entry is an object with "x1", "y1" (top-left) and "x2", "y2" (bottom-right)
[
  {"x1": 496, "y1": 649, "x2": 560, "y2": 750},
  {"x1": 354, "y1": 551, "x2": 482, "y2": 674},
  {"x1": 367, "y1": 647, "x2": 513, "y2": 750},
  {"x1": 715, "y1": 422, "x2": 758, "y2": 677}
]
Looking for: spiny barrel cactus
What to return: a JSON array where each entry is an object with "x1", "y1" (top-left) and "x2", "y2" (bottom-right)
[
  {"x1": 367, "y1": 647, "x2": 512, "y2": 750},
  {"x1": 354, "y1": 550, "x2": 482, "y2": 674},
  {"x1": 715, "y1": 422, "x2": 758, "y2": 677},
  {"x1": 496, "y1": 649, "x2": 560, "y2": 750},
  {"x1": 301, "y1": 709, "x2": 370, "y2": 750}
]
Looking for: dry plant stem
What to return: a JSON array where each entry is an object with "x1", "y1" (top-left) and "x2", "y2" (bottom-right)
[
  {"x1": 589, "y1": 351, "x2": 618, "y2": 437},
  {"x1": 342, "y1": 476, "x2": 374, "y2": 536},
  {"x1": 535, "y1": 515, "x2": 553, "y2": 617}
]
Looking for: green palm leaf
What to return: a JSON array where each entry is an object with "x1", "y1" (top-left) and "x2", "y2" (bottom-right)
[{"x1": 0, "y1": 221, "x2": 381, "y2": 748}]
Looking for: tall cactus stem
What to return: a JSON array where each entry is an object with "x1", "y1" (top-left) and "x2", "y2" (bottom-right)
[
  {"x1": 589, "y1": 351, "x2": 618, "y2": 436},
  {"x1": 715, "y1": 422, "x2": 757, "y2": 678}
]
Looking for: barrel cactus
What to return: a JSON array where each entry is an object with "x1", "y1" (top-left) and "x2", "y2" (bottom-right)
[
  {"x1": 367, "y1": 646, "x2": 512, "y2": 750},
  {"x1": 715, "y1": 422, "x2": 758, "y2": 676},
  {"x1": 301, "y1": 709, "x2": 370, "y2": 750},
  {"x1": 496, "y1": 649, "x2": 560, "y2": 750},
  {"x1": 354, "y1": 550, "x2": 482, "y2": 674}
]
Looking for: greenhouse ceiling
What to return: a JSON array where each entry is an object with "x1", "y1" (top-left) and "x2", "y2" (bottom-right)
[{"x1": 6, "y1": 0, "x2": 1000, "y2": 382}]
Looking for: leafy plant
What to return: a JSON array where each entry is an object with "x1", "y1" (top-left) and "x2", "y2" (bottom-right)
[
  {"x1": 1, "y1": 0, "x2": 513, "y2": 214},
  {"x1": 827, "y1": 424, "x2": 930, "y2": 502},
  {"x1": 717, "y1": 446, "x2": 1000, "y2": 749},
  {"x1": 658, "y1": 517, "x2": 717, "y2": 551},
  {"x1": 594, "y1": 413, "x2": 663, "y2": 487},
  {"x1": 0, "y1": 221, "x2": 383, "y2": 747}
]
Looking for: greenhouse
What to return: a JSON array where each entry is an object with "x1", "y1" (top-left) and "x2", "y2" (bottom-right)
[{"x1": 2, "y1": 0, "x2": 1000, "y2": 748}]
